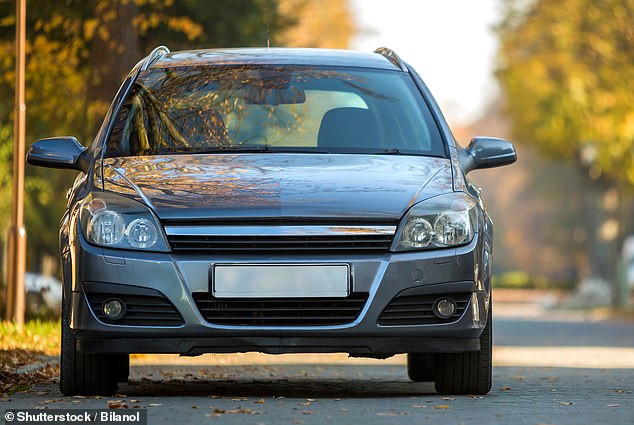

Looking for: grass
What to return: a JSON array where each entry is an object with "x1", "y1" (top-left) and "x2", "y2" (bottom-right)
[{"x1": 0, "y1": 319, "x2": 60, "y2": 355}]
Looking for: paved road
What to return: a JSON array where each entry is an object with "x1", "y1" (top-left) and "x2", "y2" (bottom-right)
[{"x1": 5, "y1": 305, "x2": 634, "y2": 425}]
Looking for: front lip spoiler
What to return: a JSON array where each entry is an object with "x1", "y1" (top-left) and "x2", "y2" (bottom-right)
[{"x1": 76, "y1": 336, "x2": 480, "y2": 355}]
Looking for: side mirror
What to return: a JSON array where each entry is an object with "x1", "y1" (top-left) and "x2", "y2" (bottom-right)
[
  {"x1": 26, "y1": 137, "x2": 89, "y2": 172},
  {"x1": 459, "y1": 137, "x2": 516, "y2": 174}
]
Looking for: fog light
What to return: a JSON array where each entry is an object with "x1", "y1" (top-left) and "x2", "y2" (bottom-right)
[
  {"x1": 433, "y1": 297, "x2": 457, "y2": 319},
  {"x1": 102, "y1": 298, "x2": 125, "y2": 319}
]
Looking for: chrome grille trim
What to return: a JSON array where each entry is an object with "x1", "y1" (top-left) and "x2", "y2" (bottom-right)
[{"x1": 165, "y1": 225, "x2": 397, "y2": 237}]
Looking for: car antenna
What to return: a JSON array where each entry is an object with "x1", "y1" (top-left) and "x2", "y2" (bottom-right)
[{"x1": 264, "y1": 2, "x2": 271, "y2": 48}]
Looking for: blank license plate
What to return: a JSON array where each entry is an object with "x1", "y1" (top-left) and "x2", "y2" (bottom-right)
[{"x1": 212, "y1": 264, "x2": 350, "y2": 298}]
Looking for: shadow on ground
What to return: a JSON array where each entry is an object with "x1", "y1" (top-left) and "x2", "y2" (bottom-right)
[{"x1": 124, "y1": 364, "x2": 437, "y2": 397}]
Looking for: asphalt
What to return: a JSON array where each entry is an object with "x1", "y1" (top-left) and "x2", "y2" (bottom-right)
[{"x1": 4, "y1": 302, "x2": 634, "y2": 425}]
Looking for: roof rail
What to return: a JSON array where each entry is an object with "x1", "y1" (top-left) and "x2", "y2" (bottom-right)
[
  {"x1": 373, "y1": 47, "x2": 408, "y2": 72},
  {"x1": 140, "y1": 45, "x2": 170, "y2": 71}
]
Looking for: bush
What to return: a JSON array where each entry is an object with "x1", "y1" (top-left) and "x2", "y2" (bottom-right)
[{"x1": 492, "y1": 271, "x2": 575, "y2": 290}]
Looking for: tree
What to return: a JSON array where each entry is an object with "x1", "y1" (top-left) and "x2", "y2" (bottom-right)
[
  {"x1": 275, "y1": 0, "x2": 355, "y2": 48},
  {"x1": 496, "y1": 0, "x2": 634, "y2": 302},
  {"x1": 496, "y1": 0, "x2": 634, "y2": 184}
]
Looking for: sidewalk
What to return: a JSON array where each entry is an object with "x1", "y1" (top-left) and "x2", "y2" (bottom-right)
[{"x1": 0, "y1": 350, "x2": 58, "y2": 395}]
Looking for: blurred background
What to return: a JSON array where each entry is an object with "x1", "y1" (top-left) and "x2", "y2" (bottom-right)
[{"x1": 0, "y1": 0, "x2": 632, "y2": 320}]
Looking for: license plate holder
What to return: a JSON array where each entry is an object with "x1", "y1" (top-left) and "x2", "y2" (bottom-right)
[{"x1": 211, "y1": 264, "x2": 350, "y2": 298}]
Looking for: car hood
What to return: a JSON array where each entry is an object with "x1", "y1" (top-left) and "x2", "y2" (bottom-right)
[{"x1": 101, "y1": 154, "x2": 453, "y2": 221}]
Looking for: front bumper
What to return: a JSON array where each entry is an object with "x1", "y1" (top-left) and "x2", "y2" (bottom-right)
[{"x1": 67, "y1": 233, "x2": 490, "y2": 356}]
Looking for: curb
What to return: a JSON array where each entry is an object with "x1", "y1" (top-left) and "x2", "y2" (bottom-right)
[{"x1": 15, "y1": 355, "x2": 59, "y2": 375}]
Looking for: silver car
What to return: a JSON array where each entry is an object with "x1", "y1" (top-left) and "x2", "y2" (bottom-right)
[{"x1": 27, "y1": 46, "x2": 516, "y2": 396}]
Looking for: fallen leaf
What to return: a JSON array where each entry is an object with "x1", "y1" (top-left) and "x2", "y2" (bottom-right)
[
  {"x1": 108, "y1": 400, "x2": 128, "y2": 409},
  {"x1": 232, "y1": 397, "x2": 248, "y2": 401},
  {"x1": 501, "y1": 386, "x2": 511, "y2": 391},
  {"x1": 40, "y1": 399, "x2": 63, "y2": 404},
  {"x1": 191, "y1": 406, "x2": 198, "y2": 409},
  {"x1": 302, "y1": 411, "x2": 314, "y2": 415},
  {"x1": 254, "y1": 399, "x2": 265, "y2": 404},
  {"x1": 560, "y1": 402, "x2": 573, "y2": 406},
  {"x1": 214, "y1": 408, "x2": 225, "y2": 414},
  {"x1": 434, "y1": 405, "x2": 449, "y2": 409},
  {"x1": 225, "y1": 408, "x2": 253, "y2": 414},
  {"x1": 208, "y1": 395, "x2": 222, "y2": 399}
]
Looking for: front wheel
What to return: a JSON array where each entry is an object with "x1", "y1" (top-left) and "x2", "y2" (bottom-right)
[
  {"x1": 59, "y1": 303, "x2": 123, "y2": 396},
  {"x1": 434, "y1": 306, "x2": 492, "y2": 395}
]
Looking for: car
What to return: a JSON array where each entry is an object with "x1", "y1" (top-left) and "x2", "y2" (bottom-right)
[
  {"x1": 25, "y1": 272, "x2": 63, "y2": 317},
  {"x1": 27, "y1": 46, "x2": 516, "y2": 396}
]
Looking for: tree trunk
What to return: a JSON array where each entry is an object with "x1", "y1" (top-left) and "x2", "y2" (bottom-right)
[{"x1": 86, "y1": 1, "x2": 140, "y2": 139}]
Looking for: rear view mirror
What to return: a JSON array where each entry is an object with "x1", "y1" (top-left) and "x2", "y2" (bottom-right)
[
  {"x1": 459, "y1": 137, "x2": 516, "y2": 174},
  {"x1": 26, "y1": 136, "x2": 89, "y2": 172},
  {"x1": 244, "y1": 86, "x2": 306, "y2": 105}
]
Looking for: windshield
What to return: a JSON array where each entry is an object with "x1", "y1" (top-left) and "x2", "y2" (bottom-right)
[{"x1": 105, "y1": 66, "x2": 446, "y2": 157}]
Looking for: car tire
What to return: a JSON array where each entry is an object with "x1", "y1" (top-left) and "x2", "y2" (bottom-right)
[
  {"x1": 434, "y1": 304, "x2": 492, "y2": 395},
  {"x1": 59, "y1": 301, "x2": 121, "y2": 396},
  {"x1": 407, "y1": 353, "x2": 435, "y2": 382},
  {"x1": 115, "y1": 355, "x2": 130, "y2": 383}
]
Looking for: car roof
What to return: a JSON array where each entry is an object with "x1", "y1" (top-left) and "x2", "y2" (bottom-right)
[{"x1": 149, "y1": 48, "x2": 401, "y2": 71}]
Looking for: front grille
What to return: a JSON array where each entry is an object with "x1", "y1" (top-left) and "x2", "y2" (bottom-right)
[
  {"x1": 169, "y1": 234, "x2": 393, "y2": 254},
  {"x1": 378, "y1": 292, "x2": 470, "y2": 326},
  {"x1": 193, "y1": 292, "x2": 368, "y2": 326},
  {"x1": 165, "y1": 224, "x2": 396, "y2": 254},
  {"x1": 85, "y1": 289, "x2": 184, "y2": 327}
]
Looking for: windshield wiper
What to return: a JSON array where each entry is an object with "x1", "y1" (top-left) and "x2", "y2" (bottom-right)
[
  {"x1": 178, "y1": 144, "x2": 274, "y2": 154},
  {"x1": 173, "y1": 145, "x2": 334, "y2": 155}
]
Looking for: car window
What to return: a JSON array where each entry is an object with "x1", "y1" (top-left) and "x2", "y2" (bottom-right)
[{"x1": 106, "y1": 66, "x2": 446, "y2": 157}]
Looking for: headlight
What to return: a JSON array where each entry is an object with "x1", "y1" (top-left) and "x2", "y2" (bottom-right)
[
  {"x1": 79, "y1": 193, "x2": 169, "y2": 252},
  {"x1": 393, "y1": 192, "x2": 477, "y2": 251}
]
